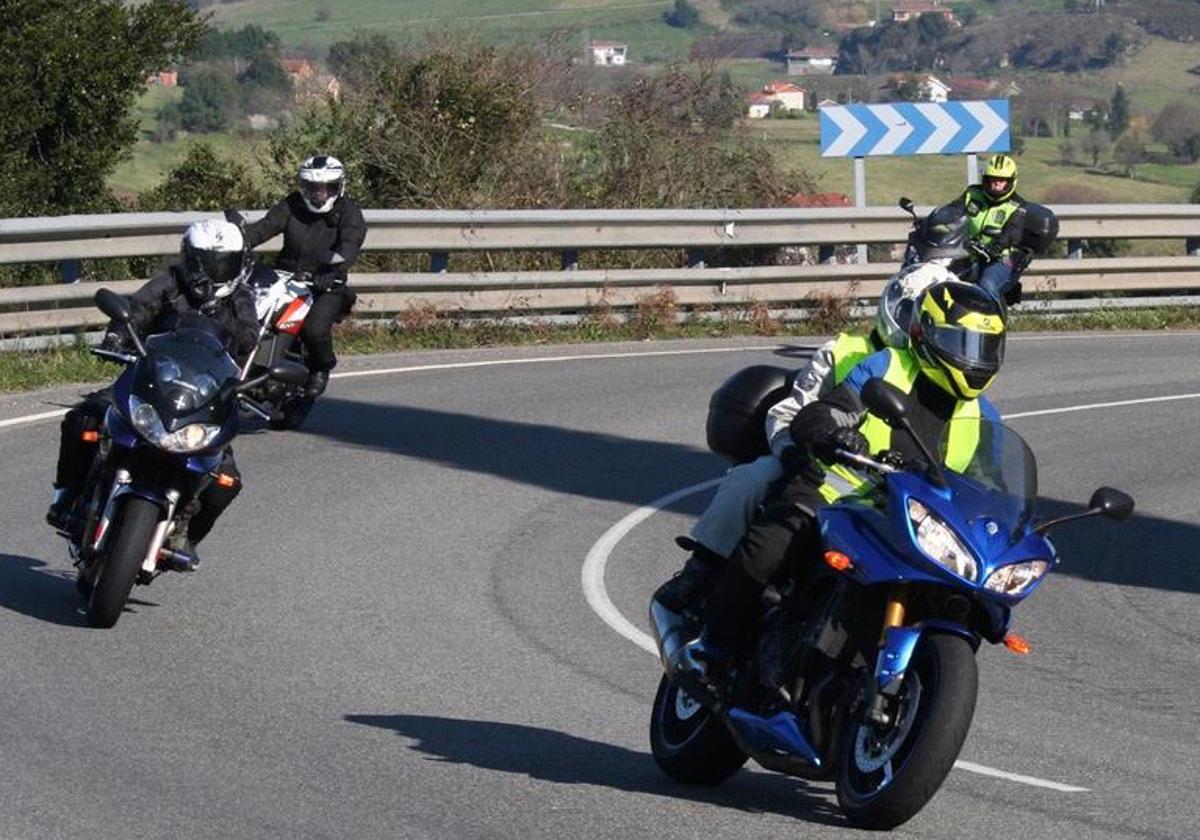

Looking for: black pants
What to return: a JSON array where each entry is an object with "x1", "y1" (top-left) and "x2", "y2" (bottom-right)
[
  {"x1": 301, "y1": 287, "x2": 356, "y2": 372},
  {"x1": 55, "y1": 395, "x2": 241, "y2": 545},
  {"x1": 728, "y1": 472, "x2": 824, "y2": 585}
]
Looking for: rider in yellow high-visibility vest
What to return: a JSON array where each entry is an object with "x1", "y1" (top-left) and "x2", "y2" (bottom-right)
[
  {"x1": 676, "y1": 281, "x2": 1006, "y2": 683},
  {"x1": 955, "y1": 153, "x2": 1029, "y2": 304},
  {"x1": 653, "y1": 264, "x2": 949, "y2": 612}
]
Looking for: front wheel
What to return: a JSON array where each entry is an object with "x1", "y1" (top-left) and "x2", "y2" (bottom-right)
[
  {"x1": 649, "y1": 675, "x2": 747, "y2": 785},
  {"x1": 835, "y1": 633, "x2": 978, "y2": 830},
  {"x1": 86, "y1": 497, "x2": 161, "y2": 628}
]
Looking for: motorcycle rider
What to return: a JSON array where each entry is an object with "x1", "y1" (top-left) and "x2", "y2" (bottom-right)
[
  {"x1": 676, "y1": 280, "x2": 1006, "y2": 686},
  {"x1": 654, "y1": 263, "x2": 950, "y2": 612},
  {"x1": 46, "y1": 219, "x2": 259, "y2": 563},
  {"x1": 239, "y1": 155, "x2": 367, "y2": 398},
  {"x1": 949, "y1": 153, "x2": 1030, "y2": 304}
]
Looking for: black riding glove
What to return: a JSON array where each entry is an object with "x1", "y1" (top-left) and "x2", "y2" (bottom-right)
[
  {"x1": 814, "y1": 427, "x2": 868, "y2": 462},
  {"x1": 878, "y1": 449, "x2": 910, "y2": 470},
  {"x1": 311, "y1": 271, "x2": 340, "y2": 293},
  {"x1": 99, "y1": 331, "x2": 129, "y2": 352}
]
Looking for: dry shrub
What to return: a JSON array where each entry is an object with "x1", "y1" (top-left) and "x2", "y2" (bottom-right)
[
  {"x1": 806, "y1": 281, "x2": 859, "y2": 334},
  {"x1": 395, "y1": 301, "x2": 444, "y2": 331},
  {"x1": 745, "y1": 298, "x2": 781, "y2": 335},
  {"x1": 633, "y1": 286, "x2": 678, "y2": 338}
]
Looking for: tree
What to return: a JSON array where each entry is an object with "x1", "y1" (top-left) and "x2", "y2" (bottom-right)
[
  {"x1": 1080, "y1": 129, "x2": 1110, "y2": 166},
  {"x1": 1058, "y1": 138, "x2": 1077, "y2": 166},
  {"x1": 1112, "y1": 133, "x2": 1145, "y2": 176},
  {"x1": 138, "y1": 143, "x2": 265, "y2": 211},
  {"x1": 179, "y1": 67, "x2": 241, "y2": 132},
  {"x1": 1108, "y1": 84, "x2": 1130, "y2": 139},
  {"x1": 1152, "y1": 100, "x2": 1200, "y2": 162},
  {"x1": 328, "y1": 32, "x2": 398, "y2": 92},
  {"x1": 664, "y1": 0, "x2": 700, "y2": 29},
  {"x1": 0, "y1": 0, "x2": 205, "y2": 216}
]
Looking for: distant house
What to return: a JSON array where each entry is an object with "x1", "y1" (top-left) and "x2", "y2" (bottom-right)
[
  {"x1": 1067, "y1": 99, "x2": 1101, "y2": 122},
  {"x1": 146, "y1": 70, "x2": 178, "y2": 88},
  {"x1": 762, "y1": 81, "x2": 808, "y2": 112},
  {"x1": 590, "y1": 41, "x2": 627, "y2": 66},
  {"x1": 747, "y1": 92, "x2": 775, "y2": 119},
  {"x1": 786, "y1": 47, "x2": 839, "y2": 76},
  {"x1": 891, "y1": 0, "x2": 957, "y2": 25},
  {"x1": 816, "y1": 98, "x2": 840, "y2": 110},
  {"x1": 888, "y1": 73, "x2": 951, "y2": 103},
  {"x1": 281, "y1": 58, "x2": 317, "y2": 81},
  {"x1": 787, "y1": 191, "x2": 852, "y2": 208}
]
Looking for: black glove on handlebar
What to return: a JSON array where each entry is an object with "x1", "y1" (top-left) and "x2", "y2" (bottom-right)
[
  {"x1": 99, "y1": 331, "x2": 129, "y2": 352},
  {"x1": 814, "y1": 427, "x2": 868, "y2": 462},
  {"x1": 311, "y1": 271, "x2": 339, "y2": 293},
  {"x1": 878, "y1": 449, "x2": 910, "y2": 470}
]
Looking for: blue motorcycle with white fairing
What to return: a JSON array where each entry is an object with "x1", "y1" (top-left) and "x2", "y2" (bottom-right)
[
  {"x1": 68, "y1": 290, "x2": 307, "y2": 628},
  {"x1": 649, "y1": 377, "x2": 1133, "y2": 829}
]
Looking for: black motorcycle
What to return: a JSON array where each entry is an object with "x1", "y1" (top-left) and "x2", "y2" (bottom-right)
[{"x1": 65, "y1": 290, "x2": 307, "y2": 627}]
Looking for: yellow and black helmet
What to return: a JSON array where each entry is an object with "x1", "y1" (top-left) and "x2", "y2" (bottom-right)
[
  {"x1": 909, "y1": 280, "x2": 1006, "y2": 399},
  {"x1": 982, "y1": 154, "x2": 1018, "y2": 203}
]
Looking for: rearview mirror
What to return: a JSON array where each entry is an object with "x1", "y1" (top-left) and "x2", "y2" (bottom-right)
[
  {"x1": 268, "y1": 360, "x2": 310, "y2": 386},
  {"x1": 95, "y1": 289, "x2": 132, "y2": 323},
  {"x1": 861, "y1": 378, "x2": 908, "y2": 426},
  {"x1": 1088, "y1": 486, "x2": 1135, "y2": 521},
  {"x1": 899, "y1": 197, "x2": 915, "y2": 214}
]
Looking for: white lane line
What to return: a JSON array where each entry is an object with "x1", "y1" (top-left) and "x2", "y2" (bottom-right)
[
  {"x1": 581, "y1": 480, "x2": 1092, "y2": 793},
  {"x1": 1004, "y1": 392, "x2": 1200, "y2": 420},
  {"x1": 0, "y1": 408, "x2": 68, "y2": 430}
]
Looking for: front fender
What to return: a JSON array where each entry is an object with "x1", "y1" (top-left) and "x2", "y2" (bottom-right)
[{"x1": 875, "y1": 622, "x2": 978, "y2": 695}]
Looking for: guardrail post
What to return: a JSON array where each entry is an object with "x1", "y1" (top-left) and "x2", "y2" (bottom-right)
[
  {"x1": 58, "y1": 259, "x2": 81, "y2": 284},
  {"x1": 561, "y1": 249, "x2": 579, "y2": 271},
  {"x1": 430, "y1": 251, "x2": 449, "y2": 273},
  {"x1": 686, "y1": 248, "x2": 705, "y2": 268},
  {"x1": 1067, "y1": 239, "x2": 1084, "y2": 260},
  {"x1": 1188, "y1": 237, "x2": 1200, "y2": 257},
  {"x1": 818, "y1": 244, "x2": 836, "y2": 264}
]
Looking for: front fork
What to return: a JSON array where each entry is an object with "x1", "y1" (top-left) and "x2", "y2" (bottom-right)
[
  {"x1": 91, "y1": 469, "x2": 181, "y2": 576},
  {"x1": 865, "y1": 586, "x2": 916, "y2": 726}
]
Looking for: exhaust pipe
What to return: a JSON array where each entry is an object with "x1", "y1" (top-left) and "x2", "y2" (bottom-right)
[{"x1": 648, "y1": 599, "x2": 695, "y2": 678}]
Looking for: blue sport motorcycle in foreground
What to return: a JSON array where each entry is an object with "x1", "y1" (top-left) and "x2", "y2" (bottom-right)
[
  {"x1": 650, "y1": 375, "x2": 1134, "y2": 829},
  {"x1": 62, "y1": 290, "x2": 307, "y2": 628}
]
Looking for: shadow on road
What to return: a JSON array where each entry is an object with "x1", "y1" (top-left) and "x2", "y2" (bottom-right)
[
  {"x1": 0, "y1": 553, "x2": 88, "y2": 626},
  {"x1": 344, "y1": 713, "x2": 845, "y2": 825}
]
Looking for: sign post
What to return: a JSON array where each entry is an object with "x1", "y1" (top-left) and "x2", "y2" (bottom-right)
[{"x1": 818, "y1": 99, "x2": 1011, "y2": 263}]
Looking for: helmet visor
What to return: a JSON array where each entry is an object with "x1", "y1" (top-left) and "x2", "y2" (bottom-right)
[
  {"x1": 301, "y1": 179, "x2": 342, "y2": 207},
  {"x1": 927, "y1": 323, "x2": 1005, "y2": 375},
  {"x1": 187, "y1": 249, "x2": 244, "y2": 286}
]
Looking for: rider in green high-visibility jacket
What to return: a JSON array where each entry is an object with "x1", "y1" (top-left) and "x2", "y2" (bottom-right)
[{"x1": 950, "y1": 153, "x2": 1030, "y2": 304}]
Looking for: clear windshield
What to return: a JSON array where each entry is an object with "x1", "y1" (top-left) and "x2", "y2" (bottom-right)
[
  {"x1": 937, "y1": 418, "x2": 1037, "y2": 539},
  {"x1": 142, "y1": 323, "x2": 239, "y2": 417}
]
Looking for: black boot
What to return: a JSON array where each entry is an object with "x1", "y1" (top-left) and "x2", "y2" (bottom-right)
[
  {"x1": 45, "y1": 487, "x2": 77, "y2": 531},
  {"x1": 653, "y1": 544, "x2": 726, "y2": 612},
  {"x1": 673, "y1": 563, "x2": 764, "y2": 691},
  {"x1": 305, "y1": 370, "x2": 329, "y2": 398}
]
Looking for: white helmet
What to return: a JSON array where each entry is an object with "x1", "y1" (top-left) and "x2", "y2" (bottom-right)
[
  {"x1": 876, "y1": 261, "x2": 957, "y2": 349},
  {"x1": 181, "y1": 219, "x2": 248, "y2": 303},
  {"x1": 298, "y1": 154, "x2": 345, "y2": 214}
]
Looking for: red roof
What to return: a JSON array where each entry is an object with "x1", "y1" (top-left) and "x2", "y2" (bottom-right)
[
  {"x1": 764, "y1": 81, "x2": 805, "y2": 94},
  {"x1": 747, "y1": 93, "x2": 775, "y2": 104}
]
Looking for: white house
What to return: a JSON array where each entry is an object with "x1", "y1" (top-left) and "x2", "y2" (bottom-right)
[
  {"x1": 747, "y1": 93, "x2": 774, "y2": 119},
  {"x1": 891, "y1": 73, "x2": 951, "y2": 103},
  {"x1": 762, "y1": 81, "x2": 807, "y2": 112},
  {"x1": 590, "y1": 41, "x2": 627, "y2": 66}
]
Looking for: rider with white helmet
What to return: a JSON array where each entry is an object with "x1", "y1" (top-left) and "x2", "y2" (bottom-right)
[
  {"x1": 654, "y1": 266, "x2": 944, "y2": 611},
  {"x1": 239, "y1": 154, "x2": 367, "y2": 397}
]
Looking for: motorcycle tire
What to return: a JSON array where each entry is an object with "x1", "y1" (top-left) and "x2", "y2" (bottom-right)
[
  {"x1": 835, "y1": 633, "x2": 978, "y2": 830},
  {"x1": 86, "y1": 497, "x2": 161, "y2": 629},
  {"x1": 649, "y1": 674, "x2": 747, "y2": 785}
]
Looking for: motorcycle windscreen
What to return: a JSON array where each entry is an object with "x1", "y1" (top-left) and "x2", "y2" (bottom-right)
[
  {"x1": 937, "y1": 418, "x2": 1037, "y2": 542},
  {"x1": 139, "y1": 326, "x2": 240, "y2": 427}
]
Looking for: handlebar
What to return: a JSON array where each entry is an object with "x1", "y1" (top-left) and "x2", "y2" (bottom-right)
[
  {"x1": 833, "y1": 448, "x2": 899, "y2": 475},
  {"x1": 90, "y1": 347, "x2": 138, "y2": 365}
]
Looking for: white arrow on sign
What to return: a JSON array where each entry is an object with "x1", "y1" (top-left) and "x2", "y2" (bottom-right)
[
  {"x1": 916, "y1": 103, "x2": 960, "y2": 155},
  {"x1": 823, "y1": 107, "x2": 868, "y2": 157},
  {"x1": 962, "y1": 101, "x2": 1008, "y2": 151},
  {"x1": 872, "y1": 104, "x2": 913, "y2": 156}
]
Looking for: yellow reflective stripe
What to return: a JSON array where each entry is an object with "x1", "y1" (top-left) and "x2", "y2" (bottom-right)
[
  {"x1": 832, "y1": 333, "x2": 873, "y2": 383},
  {"x1": 945, "y1": 399, "x2": 981, "y2": 473}
]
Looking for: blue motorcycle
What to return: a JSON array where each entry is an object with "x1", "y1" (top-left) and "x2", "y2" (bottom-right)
[
  {"x1": 650, "y1": 376, "x2": 1133, "y2": 829},
  {"x1": 67, "y1": 290, "x2": 307, "y2": 628}
]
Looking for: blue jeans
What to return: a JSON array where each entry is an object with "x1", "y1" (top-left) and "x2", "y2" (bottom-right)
[{"x1": 979, "y1": 259, "x2": 1018, "y2": 303}]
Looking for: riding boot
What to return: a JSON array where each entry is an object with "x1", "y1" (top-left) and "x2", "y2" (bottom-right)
[{"x1": 652, "y1": 543, "x2": 727, "y2": 612}]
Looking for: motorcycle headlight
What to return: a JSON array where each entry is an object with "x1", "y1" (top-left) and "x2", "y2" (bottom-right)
[
  {"x1": 907, "y1": 498, "x2": 978, "y2": 582},
  {"x1": 985, "y1": 560, "x2": 1050, "y2": 597},
  {"x1": 128, "y1": 395, "x2": 222, "y2": 453}
]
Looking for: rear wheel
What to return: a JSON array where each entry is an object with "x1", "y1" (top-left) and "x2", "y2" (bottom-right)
[
  {"x1": 649, "y1": 675, "x2": 747, "y2": 785},
  {"x1": 268, "y1": 394, "x2": 315, "y2": 430},
  {"x1": 835, "y1": 634, "x2": 978, "y2": 830},
  {"x1": 86, "y1": 497, "x2": 161, "y2": 628}
]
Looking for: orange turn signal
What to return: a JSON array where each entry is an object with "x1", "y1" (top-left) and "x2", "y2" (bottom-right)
[
  {"x1": 1004, "y1": 632, "x2": 1032, "y2": 655},
  {"x1": 823, "y1": 551, "x2": 853, "y2": 572},
  {"x1": 214, "y1": 473, "x2": 239, "y2": 489},
  {"x1": 81, "y1": 430, "x2": 99, "y2": 443}
]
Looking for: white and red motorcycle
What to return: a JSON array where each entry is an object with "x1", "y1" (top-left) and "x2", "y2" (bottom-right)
[{"x1": 239, "y1": 264, "x2": 319, "y2": 430}]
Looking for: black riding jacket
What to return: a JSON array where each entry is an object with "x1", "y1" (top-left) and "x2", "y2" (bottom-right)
[
  {"x1": 243, "y1": 193, "x2": 367, "y2": 287},
  {"x1": 114, "y1": 266, "x2": 260, "y2": 364}
]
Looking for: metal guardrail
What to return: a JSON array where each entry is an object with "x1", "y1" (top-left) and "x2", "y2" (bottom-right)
[{"x1": 1, "y1": 206, "x2": 1198, "y2": 339}]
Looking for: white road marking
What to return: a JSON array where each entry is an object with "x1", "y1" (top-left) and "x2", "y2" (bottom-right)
[
  {"x1": 0, "y1": 408, "x2": 69, "y2": 430},
  {"x1": 1004, "y1": 392, "x2": 1200, "y2": 419},
  {"x1": 954, "y1": 761, "x2": 1089, "y2": 793}
]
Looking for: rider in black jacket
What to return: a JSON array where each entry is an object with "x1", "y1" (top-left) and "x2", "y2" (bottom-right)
[
  {"x1": 241, "y1": 155, "x2": 367, "y2": 397},
  {"x1": 47, "y1": 220, "x2": 259, "y2": 562}
]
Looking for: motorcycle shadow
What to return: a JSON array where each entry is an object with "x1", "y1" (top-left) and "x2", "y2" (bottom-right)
[
  {"x1": 344, "y1": 713, "x2": 846, "y2": 826},
  {"x1": 0, "y1": 553, "x2": 90, "y2": 627},
  {"x1": 0, "y1": 553, "x2": 161, "y2": 626}
]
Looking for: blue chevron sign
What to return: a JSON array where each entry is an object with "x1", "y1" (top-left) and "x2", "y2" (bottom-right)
[{"x1": 819, "y1": 99, "x2": 1010, "y2": 157}]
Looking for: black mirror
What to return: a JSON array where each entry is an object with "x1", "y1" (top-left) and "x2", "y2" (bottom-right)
[
  {"x1": 268, "y1": 360, "x2": 310, "y2": 386},
  {"x1": 1088, "y1": 486, "x2": 1135, "y2": 521},
  {"x1": 223, "y1": 208, "x2": 246, "y2": 228},
  {"x1": 862, "y1": 378, "x2": 908, "y2": 426},
  {"x1": 899, "y1": 197, "x2": 915, "y2": 214},
  {"x1": 95, "y1": 289, "x2": 132, "y2": 323}
]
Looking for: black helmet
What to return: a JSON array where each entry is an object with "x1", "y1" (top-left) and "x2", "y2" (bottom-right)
[{"x1": 909, "y1": 280, "x2": 1007, "y2": 399}]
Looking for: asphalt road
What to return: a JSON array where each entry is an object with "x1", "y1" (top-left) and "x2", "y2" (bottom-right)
[{"x1": 1, "y1": 334, "x2": 1197, "y2": 839}]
